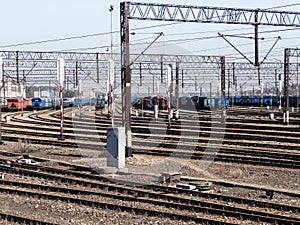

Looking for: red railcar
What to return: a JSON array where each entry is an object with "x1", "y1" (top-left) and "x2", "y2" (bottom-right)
[{"x1": 7, "y1": 97, "x2": 31, "y2": 110}]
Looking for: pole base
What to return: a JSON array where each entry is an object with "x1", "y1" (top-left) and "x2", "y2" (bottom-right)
[
  {"x1": 57, "y1": 135, "x2": 65, "y2": 141},
  {"x1": 125, "y1": 146, "x2": 132, "y2": 158}
]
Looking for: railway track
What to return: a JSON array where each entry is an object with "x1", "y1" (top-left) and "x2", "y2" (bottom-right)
[
  {"x1": 0, "y1": 212, "x2": 57, "y2": 225},
  {"x1": 1, "y1": 108, "x2": 300, "y2": 169},
  {"x1": 17, "y1": 159, "x2": 300, "y2": 198},
  {"x1": 1, "y1": 161, "x2": 299, "y2": 225},
  {"x1": 1, "y1": 129, "x2": 299, "y2": 169}
]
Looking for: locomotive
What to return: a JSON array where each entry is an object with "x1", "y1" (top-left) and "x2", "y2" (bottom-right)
[{"x1": 7, "y1": 97, "x2": 31, "y2": 111}]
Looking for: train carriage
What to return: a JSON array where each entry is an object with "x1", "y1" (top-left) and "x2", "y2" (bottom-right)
[
  {"x1": 191, "y1": 96, "x2": 211, "y2": 110},
  {"x1": 132, "y1": 96, "x2": 154, "y2": 110},
  {"x1": 228, "y1": 96, "x2": 243, "y2": 106},
  {"x1": 63, "y1": 98, "x2": 73, "y2": 107},
  {"x1": 7, "y1": 97, "x2": 31, "y2": 111},
  {"x1": 95, "y1": 97, "x2": 106, "y2": 110},
  {"x1": 263, "y1": 95, "x2": 280, "y2": 107},
  {"x1": 240, "y1": 96, "x2": 261, "y2": 106},
  {"x1": 151, "y1": 95, "x2": 168, "y2": 110},
  {"x1": 178, "y1": 96, "x2": 196, "y2": 110}
]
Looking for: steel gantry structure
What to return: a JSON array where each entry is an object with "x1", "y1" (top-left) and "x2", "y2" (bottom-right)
[
  {"x1": 0, "y1": 51, "x2": 113, "y2": 84},
  {"x1": 283, "y1": 48, "x2": 300, "y2": 124},
  {"x1": 0, "y1": 50, "x2": 284, "y2": 92},
  {"x1": 121, "y1": 2, "x2": 300, "y2": 152}
]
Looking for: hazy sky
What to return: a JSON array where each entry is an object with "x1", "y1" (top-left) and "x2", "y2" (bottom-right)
[{"x1": 1, "y1": 0, "x2": 300, "y2": 62}]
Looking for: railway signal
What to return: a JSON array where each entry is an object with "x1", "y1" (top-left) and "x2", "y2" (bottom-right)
[
  {"x1": 166, "y1": 64, "x2": 172, "y2": 129},
  {"x1": 0, "y1": 57, "x2": 2, "y2": 83},
  {"x1": 108, "y1": 59, "x2": 115, "y2": 126},
  {"x1": 0, "y1": 57, "x2": 3, "y2": 145},
  {"x1": 57, "y1": 58, "x2": 65, "y2": 140}
]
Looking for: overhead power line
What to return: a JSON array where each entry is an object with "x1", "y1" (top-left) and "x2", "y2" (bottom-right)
[
  {"x1": 0, "y1": 22, "x2": 178, "y2": 49},
  {"x1": 0, "y1": 32, "x2": 114, "y2": 48}
]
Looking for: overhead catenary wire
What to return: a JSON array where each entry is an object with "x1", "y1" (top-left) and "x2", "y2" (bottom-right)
[
  {"x1": 65, "y1": 25, "x2": 300, "y2": 52},
  {"x1": 0, "y1": 32, "x2": 113, "y2": 49},
  {"x1": 0, "y1": 22, "x2": 178, "y2": 49}
]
